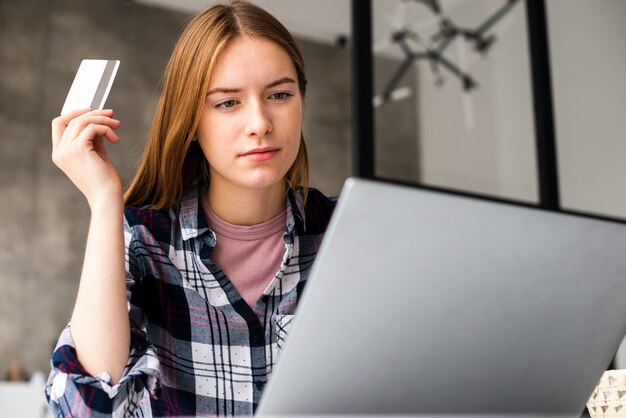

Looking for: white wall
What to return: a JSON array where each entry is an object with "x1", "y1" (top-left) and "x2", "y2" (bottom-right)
[
  {"x1": 547, "y1": 0, "x2": 626, "y2": 219},
  {"x1": 416, "y1": 0, "x2": 538, "y2": 203},
  {"x1": 415, "y1": 0, "x2": 626, "y2": 214}
]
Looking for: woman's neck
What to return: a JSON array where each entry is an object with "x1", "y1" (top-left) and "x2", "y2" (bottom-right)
[{"x1": 206, "y1": 182, "x2": 287, "y2": 226}]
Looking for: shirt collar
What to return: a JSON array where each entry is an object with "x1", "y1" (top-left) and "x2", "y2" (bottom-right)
[
  {"x1": 179, "y1": 186, "x2": 307, "y2": 242},
  {"x1": 179, "y1": 186, "x2": 209, "y2": 241},
  {"x1": 286, "y1": 187, "x2": 306, "y2": 235}
]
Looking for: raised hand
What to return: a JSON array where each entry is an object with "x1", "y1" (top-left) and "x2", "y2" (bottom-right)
[{"x1": 51, "y1": 108, "x2": 123, "y2": 208}]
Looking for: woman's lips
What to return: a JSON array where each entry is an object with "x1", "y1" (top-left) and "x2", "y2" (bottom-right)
[{"x1": 240, "y1": 148, "x2": 279, "y2": 162}]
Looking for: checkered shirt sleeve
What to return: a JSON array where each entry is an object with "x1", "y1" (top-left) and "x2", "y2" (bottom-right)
[{"x1": 45, "y1": 211, "x2": 163, "y2": 417}]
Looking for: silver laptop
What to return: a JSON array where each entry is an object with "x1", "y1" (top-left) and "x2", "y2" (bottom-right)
[{"x1": 257, "y1": 178, "x2": 626, "y2": 416}]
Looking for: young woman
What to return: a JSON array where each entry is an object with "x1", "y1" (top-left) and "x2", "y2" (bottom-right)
[{"x1": 45, "y1": 1, "x2": 335, "y2": 416}]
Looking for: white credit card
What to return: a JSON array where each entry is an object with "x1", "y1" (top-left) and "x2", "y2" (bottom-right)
[{"x1": 61, "y1": 59, "x2": 120, "y2": 115}]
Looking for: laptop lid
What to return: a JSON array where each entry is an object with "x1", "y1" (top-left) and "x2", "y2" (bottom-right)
[{"x1": 257, "y1": 178, "x2": 626, "y2": 416}]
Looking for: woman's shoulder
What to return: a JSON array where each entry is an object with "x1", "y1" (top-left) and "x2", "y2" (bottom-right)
[
  {"x1": 300, "y1": 187, "x2": 337, "y2": 234},
  {"x1": 123, "y1": 204, "x2": 178, "y2": 245},
  {"x1": 123, "y1": 187, "x2": 202, "y2": 243},
  {"x1": 306, "y1": 187, "x2": 338, "y2": 210},
  {"x1": 124, "y1": 204, "x2": 172, "y2": 228}
]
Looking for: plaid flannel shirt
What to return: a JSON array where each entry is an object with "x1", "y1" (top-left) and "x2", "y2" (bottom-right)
[{"x1": 45, "y1": 186, "x2": 336, "y2": 417}]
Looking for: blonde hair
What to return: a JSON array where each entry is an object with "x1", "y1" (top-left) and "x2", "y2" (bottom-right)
[{"x1": 125, "y1": 1, "x2": 309, "y2": 209}]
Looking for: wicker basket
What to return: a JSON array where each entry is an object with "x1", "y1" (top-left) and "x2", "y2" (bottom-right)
[{"x1": 587, "y1": 370, "x2": 626, "y2": 417}]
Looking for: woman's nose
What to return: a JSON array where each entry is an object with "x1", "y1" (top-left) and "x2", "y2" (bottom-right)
[{"x1": 244, "y1": 101, "x2": 272, "y2": 138}]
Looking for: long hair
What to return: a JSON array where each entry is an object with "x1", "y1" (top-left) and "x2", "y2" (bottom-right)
[{"x1": 124, "y1": 1, "x2": 309, "y2": 209}]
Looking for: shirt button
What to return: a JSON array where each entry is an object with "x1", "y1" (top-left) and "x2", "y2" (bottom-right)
[{"x1": 255, "y1": 381, "x2": 265, "y2": 390}]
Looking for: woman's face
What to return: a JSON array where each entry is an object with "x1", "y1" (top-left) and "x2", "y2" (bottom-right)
[{"x1": 196, "y1": 36, "x2": 303, "y2": 194}]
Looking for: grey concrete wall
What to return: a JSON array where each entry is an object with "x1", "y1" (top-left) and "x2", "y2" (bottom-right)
[
  {"x1": 0, "y1": 0, "x2": 191, "y2": 379},
  {"x1": 374, "y1": 59, "x2": 419, "y2": 183},
  {"x1": 300, "y1": 39, "x2": 352, "y2": 195},
  {"x1": 0, "y1": 0, "x2": 417, "y2": 377}
]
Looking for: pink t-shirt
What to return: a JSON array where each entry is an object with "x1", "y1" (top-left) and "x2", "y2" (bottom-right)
[{"x1": 202, "y1": 197, "x2": 287, "y2": 308}]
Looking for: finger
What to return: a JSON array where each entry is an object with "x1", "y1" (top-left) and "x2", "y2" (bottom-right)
[
  {"x1": 75, "y1": 123, "x2": 121, "y2": 146},
  {"x1": 53, "y1": 109, "x2": 115, "y2": 139},
  {"x1": 52, "y1": 108, "x2": 91, "y2": 148},
  {"x1": 52, "y1": 125, "x2": 119, "y2": 170},
  {"x1": 61, "y1": 116, "x2": 121, "y2": 146},
  {"x1": 52, "y1": 108, "x2": 115, "y2": 149},
  {"x1": 66, "y1": 115, "x2": 121, "y2": 135}
]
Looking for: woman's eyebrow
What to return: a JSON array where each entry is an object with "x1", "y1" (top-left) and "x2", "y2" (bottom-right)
[
  {"x1": 265, "y1": 77, "x2": 296, "y2": 89},
  {"x1": 206, "y1": 86, "x2": 241, "y2": 96},
  {"x1": 206, "y1": 77, "x2": 296, "y2": 96}
]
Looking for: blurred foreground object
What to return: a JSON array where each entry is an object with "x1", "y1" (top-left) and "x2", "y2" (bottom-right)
[
  {"x1": 588, "y1": 369, "x2": 626, "y2": 417},
  {"x1": 0, "y1": 380, "x2": 52, "y2": 418}
]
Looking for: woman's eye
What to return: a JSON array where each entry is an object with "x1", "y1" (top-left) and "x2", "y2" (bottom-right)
[
  {"x1": 271, "y1": 92, "x2": 292, "y2": 100},
  {"x1": 217, "y1": 100, "x2": 237, "y2": 109}
]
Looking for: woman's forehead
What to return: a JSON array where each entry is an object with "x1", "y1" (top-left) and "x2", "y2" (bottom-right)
[{"x1": 209, "y1": 36, "x2": 297, "y2": 88}]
